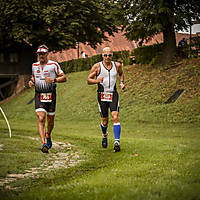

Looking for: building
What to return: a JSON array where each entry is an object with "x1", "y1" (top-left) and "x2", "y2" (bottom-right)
[{"x1": 0, "y1": 41, "x2": 35, "y2": 101}]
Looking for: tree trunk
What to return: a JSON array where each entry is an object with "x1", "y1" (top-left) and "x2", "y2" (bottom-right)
[{"x1": 159, "y1": 24, "x2": 177, "y2": 65}]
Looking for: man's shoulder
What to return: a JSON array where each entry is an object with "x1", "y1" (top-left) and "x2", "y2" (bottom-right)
[
  {"x1": 47, "y1": 60, "x2": 60, "y2": 67},
  {"x1": 47, "y1": 60, "x2": 59, "y2": 65},
  {"x1": 113, "y1": 61, "x2": 121, "y2": 67},
  {"x1": 93, "y1": 62, "x2": 101, "y2": 68},
  {"x1": 90, "y1": 62, "x2": 100, "y2": 74},
  {"x1": 32, "y1": 61, "x2": 39, "y2": 67}
]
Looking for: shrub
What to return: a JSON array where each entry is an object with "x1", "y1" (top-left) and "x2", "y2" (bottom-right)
[
  {"x1": 60, "y1": 50, "x2": 131, "y2": 73},
  {"x1": 133, "y1": 43, "x2": 163, "y2": 64}
]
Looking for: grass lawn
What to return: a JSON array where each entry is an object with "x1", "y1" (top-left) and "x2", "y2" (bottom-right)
[{"x1": 0, "y1": 59, "x2": 200, "y2": 199}]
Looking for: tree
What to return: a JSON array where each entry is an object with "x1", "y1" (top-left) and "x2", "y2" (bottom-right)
[
  {"x1": 0, "y1": 0, "x2": 117, "y2": 51},
  {"x1": 112, "y1": 0, "x2": 200, "y2": 64}
]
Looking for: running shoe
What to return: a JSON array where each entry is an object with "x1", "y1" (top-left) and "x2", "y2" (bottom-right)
[
  {"x1": 114, "y1": 141, "x2": 120, "y2": 152},
  {"x1": 41, "y1": 143, "x2": 49, "y2": 153},
  {"x1": 102, "y1": 137, "x2": 108, "y2": 148},
  {"x1": 45, "y1": 132, "x2": 52, "y2": 149}
]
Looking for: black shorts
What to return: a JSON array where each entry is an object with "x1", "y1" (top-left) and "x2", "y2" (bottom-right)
[
  {"x1": 97, "y1": 91, "x2": 119, "y2": 118},
  {"x1": 35, "y1": 91, "x2": 56, "y2": 115}
]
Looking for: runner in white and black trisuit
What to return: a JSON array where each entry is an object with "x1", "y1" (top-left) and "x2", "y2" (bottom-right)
[
  {"x1": 29, "y1": 44, "x2": 66, "y2": 153},
  {"x1": 87, "y1": 47, "x2": 125, "y2": 152}
]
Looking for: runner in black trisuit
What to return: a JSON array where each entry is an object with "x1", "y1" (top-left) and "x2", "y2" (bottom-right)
[
  {"x1": 29, "y1": 45, "x2": 66, "y2": 153},
  {"x1": 88, "y1": 47, "x2": 125, "y2": 152}
]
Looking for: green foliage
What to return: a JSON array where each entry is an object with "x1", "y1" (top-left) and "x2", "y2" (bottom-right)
[
  {"x1": 133, "y1": 44, "x2": 163, "y2": 64},
  {"x1": 0, "y1": 0, "x2": 117, "y2": 50},
  {"x1": 60, "y1": 55, "x2": 101, "y2": 74},
  {"x1": 113, "y1": 50, "x2": 131, "y2": 66},
  {"x1": 60, "y1": 51, "x2": 131, "y2": 73},
  {"x1": 190, "y1": 36, "x2": 200, "y2": 58},
  {"x1": 113, "y1": 0, "x2": 200, "y2": 44}
]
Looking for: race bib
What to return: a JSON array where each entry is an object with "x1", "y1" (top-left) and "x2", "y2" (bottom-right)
[
  {"x1": 40, "y1": 93, "x2": 52, "y2": 102},
  {"x1": 101, "y1": 92, "x2": 113, "y2": 102}
]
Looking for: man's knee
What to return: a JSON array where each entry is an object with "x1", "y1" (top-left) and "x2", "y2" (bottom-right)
[
  {"x1": 102, "y1": 118, "x2": 108, "y2": 126},
  {"x1": 36, "y1": 112, "x2": 46, "y2": 122},
  {"x1": 112, "y1": 112, "x2": 119, "y2": 123}
]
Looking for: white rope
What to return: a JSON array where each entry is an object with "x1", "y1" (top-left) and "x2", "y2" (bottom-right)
[{"x1": 0, "y1": 107, "x2": 12, "y2": 138}]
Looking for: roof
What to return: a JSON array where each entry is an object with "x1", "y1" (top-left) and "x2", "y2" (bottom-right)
[{"x1": 48, "y1": 32, "x2": 193, "y2": 63}]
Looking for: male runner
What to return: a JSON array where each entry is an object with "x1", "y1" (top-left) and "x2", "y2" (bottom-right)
[
  {"x1": 87, "y1": 47, "x2": 125, "y2": 152},
  {"x1": 29, "y1": 44, "x2": 66, "y2": 153}
]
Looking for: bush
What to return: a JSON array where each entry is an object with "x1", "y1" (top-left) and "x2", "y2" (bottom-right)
[
  {"x1": 60, "y1": 50, "x2": 131, "y2": 73},
  {"x1": 190, "y1": 36, "x2": 200, "y2": 58},
  {"x1": 133, "y1": 43, "x2": 163, "y2": 64},
  {"x1": 113, "y1": 51, "x2": 131, "y2": 65}
]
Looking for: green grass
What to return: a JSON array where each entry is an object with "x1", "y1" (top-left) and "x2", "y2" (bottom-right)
[{"x1": 0, "y1": 58, "x2": 200, "y2": 199}]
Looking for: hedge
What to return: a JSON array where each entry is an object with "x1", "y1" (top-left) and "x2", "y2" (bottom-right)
[
  {"x1": 60, "y1": 50, "x2": 131, "y2": 73},
  {"x1": 133, "y1": 43, "x2": 163, "y2": 64}
]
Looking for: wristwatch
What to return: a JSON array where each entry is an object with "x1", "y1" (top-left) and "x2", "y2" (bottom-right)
[{"x1": 53, "y1": 78, "x2": 57, "y2": 83}]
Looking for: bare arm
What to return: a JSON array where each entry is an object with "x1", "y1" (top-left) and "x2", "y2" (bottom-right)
[
  {"x1": 87, "y1": 63, "x2": 103, "y2": 85},
  {"x1": 28, "y1": 74, "x2": 35, "y2": 88},
  {"x1": 55, "y1": 73, "x2": 66, "y2": 83}
]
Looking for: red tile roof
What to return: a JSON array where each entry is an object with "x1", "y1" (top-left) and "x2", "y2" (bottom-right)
[{"x1": 48, "y1": 32, "x2": 193, "y2": 63}]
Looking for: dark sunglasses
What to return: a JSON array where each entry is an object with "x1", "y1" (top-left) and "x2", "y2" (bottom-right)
[
  {"x1": 37, "y1": 52, "x2": 47, "y2": 55},
  {"x1": 103, "y1": 54, "x2": 113, "y2": 57}
]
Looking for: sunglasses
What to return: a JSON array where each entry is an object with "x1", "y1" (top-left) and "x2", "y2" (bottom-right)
[
  {"x1": 103, "y1": 54, "x2": 113, "y2": 57},
  {"x1": 37, "y1": 52, "x2": 47, "y2": 55}
]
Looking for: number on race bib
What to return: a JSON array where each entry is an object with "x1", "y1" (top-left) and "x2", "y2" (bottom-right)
[
  {"x1": 101, "y1": 92, "x2": 113, "y2": 102},
  {"x1": 40, "y1": 93, "x2": 52, "y2": 102}
]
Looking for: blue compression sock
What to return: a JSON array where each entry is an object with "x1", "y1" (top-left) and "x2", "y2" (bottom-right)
[
  {"x1": 101, "y1": 123, "x2": 108, "y2": 135},
  {"x1": 113, "y1": 123, "x2": 121, "y2": 142}
]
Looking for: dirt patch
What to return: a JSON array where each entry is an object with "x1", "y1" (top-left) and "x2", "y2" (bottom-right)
[{"x1": 0, "y1": 137, "x2": 83, "y2": 190}]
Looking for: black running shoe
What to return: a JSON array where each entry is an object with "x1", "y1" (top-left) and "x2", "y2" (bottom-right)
[
  {"x1": 114, "y1": 141, "x2": 120, "y2": 152},
  {"x1": 45, "y1": 132, "x2": 52, "y2": 149},
  {"x1": 102, "y1": 137, "x2": 108, "y2": 148},
  {"x1": 41, "y1": 143, "x2": 49, "y2": 153}
]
